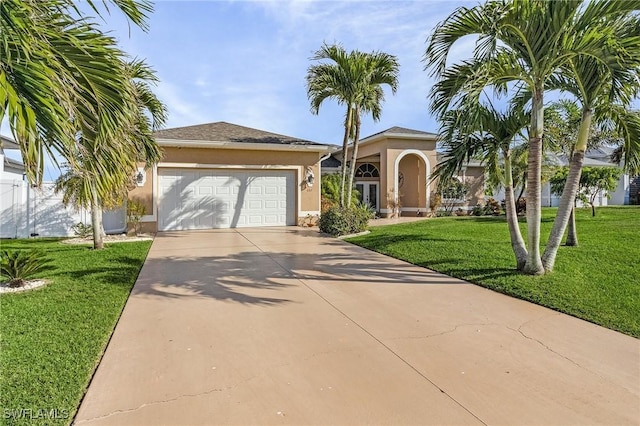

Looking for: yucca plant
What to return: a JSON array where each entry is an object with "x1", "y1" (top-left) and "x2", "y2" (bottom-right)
[{"x1": 1, "y1": 250, "x2": 49, "y2": 288}]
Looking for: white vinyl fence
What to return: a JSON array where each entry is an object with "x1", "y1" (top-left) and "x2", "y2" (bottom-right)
[{"x1": 1, "y1": 179, "x2": 126, "y2": 239}]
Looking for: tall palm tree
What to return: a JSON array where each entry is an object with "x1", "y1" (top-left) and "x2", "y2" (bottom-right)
[
  {"x1": 307, "y1": 44, "x2": 399, "y2": 208},
  {"x1": 541, "y1": 12, "x2": 640, "y2": 271},
  {"x1": 0, "y1": 0, "x2": 153, "y2": 183},
  {"x1": 425, "y1": 0, "x2": 638, "y2": 275},
  {"x1": 435, "y1": 103, "x2": 530, "y2": 269}
]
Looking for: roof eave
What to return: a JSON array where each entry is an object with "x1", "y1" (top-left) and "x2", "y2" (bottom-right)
[
  {"x1": 358, "y1": 132, "x2": 438, "y2": 147},
  {"x1": 156, "y1": 138, "x2": 336, "y2": 153}
]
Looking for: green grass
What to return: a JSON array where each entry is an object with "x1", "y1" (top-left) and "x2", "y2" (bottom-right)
[
  {"x1": 0, "y1": 239, "x2": 152, "y2": 425},
  {"x1": 348, "y1": 206, "x2": 640, "y2": 337}
]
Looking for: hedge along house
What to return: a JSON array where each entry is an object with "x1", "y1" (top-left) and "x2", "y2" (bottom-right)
[
  {"x1": 129, "y1": 122, "x2": 334, "y2": 232},
  {"x1": 323, "y1": 126, "x2": 485, "y2": 217}
]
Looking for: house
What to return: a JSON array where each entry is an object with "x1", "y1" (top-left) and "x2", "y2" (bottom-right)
[
  {"x1": 321, "y1": 126, "x2": 486, "y2": 216},
  {"x1": 128, "y1": 122, "x2": 334, "y2": 232},
  {"x1": 0, "y1": 135, "x2": 25, "y2": 179}
]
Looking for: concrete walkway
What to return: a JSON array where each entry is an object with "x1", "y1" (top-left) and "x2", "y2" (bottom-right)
[{"x1": 76, "y1": 227, "x2": 639, "y2": 425}]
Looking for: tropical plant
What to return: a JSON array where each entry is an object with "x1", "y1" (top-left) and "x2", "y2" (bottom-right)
[
  {"x1": 307, "y1": 43, "x2": 399, "y2": 207},
  {"x1": 540, "y1": 12, "x2": 640, "y2": 270},
  {"x1": 437, "y1": 177, "x2": 470, "y2": 214},
  {"x1": 127, "y1": 199, "x2": 147, "y2": 235},
  {"x1": 321, "y1": 173, "x2": 359, "y2": 211},
  {"x1": 55, "y1": 59, "x2": 165, "y2": 249},
  {"x1": 1, "y1": 249, "x2": 50, "y2": 287},
  {"x1": 318, "y1": 204, "x2": 374, "y2": 237},
  {"x1": 72, "y1": 222, "x2": 94, "y2": 239},
  {"x1": 434, "y1": 103, "x2": 529, "y2": 269},
  {"x1": 425, "y1": 0, "x2": 639, "y2": 274},
  {"x1": 0, "y1": 0, "x2": 153, "y2": 184}
]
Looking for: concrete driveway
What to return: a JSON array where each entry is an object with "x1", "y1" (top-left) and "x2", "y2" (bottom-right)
[{"x1": 75, "y1": 227, "x2": 639, "y2": 425}]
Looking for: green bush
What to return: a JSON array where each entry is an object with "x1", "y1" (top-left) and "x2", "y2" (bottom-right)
[
  {"x1": 318, "y1": 204, "x2": 374, "y2": 236},
  {"x1": 71, "y1": 222, "x2": 93, "y2": 238},
  {"x1": 127, "y1": 199, "x2": 147, "y2": 235},
  {"x1": 1, "y1": 249, "x2": 50, "y2": 287}
]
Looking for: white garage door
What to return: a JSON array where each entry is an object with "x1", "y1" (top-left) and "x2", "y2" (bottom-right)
[{"x1": 158, "y1": 169, "x2": 295, "y2": 231}]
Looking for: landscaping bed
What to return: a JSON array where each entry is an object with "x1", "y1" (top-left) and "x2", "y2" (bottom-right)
[
  {"x1": 347, "y1": 206, "x2": 640, "y2": 337},
  {"x1": 0, "y1": 238, "x2": 152, "y2": 425}
]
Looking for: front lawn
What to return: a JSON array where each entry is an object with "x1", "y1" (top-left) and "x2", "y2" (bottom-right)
[
  {"x1": 0, "y1": 239, "x2": 152, "y2": 426},
  {"x1": 348, "y1": 206, "x2": 640, "y2": 337}
]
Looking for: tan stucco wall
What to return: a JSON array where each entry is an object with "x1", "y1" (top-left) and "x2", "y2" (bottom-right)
[
  {"x1": 465, "y1": 166, "x2": 485, "y2": 206},
  {"x1": 128, "y1": 147, "x2": 323, "y2": 230},
  {"x1": 355, "y1": 138, "x2": 437, "y2": 215},
  {"x1": 128, "y1": 162, "x2": 154, "y2": 216}
]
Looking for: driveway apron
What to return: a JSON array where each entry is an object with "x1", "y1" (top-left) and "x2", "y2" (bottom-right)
[{"x1": 75, "y1": 227, "x2": 639, "y2": 425}]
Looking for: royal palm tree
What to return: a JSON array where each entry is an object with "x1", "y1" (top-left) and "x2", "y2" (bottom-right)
[
  {"x1": 425, "y1": 0, "x2": 638, "y2": 275},
  {"x1": 0, "y1": 0, "x2": 153, "y2": 183},
  {"x1": 307, "y1": 44, "x2": 399, "y2": 207},
  {"x1": 435, "y1": 103, "x2": 530, "y2": 269}
]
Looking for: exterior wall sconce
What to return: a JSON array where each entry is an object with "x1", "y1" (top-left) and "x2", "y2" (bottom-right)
[
  {"x1": 135, "y1": 168, "x2": 146, "y2": 187},
  {"x1": 305, "y1": 166, "x2": 315, "y2": 188}
]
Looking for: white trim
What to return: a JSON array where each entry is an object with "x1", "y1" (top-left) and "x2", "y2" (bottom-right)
[
  {"x1": 354, "y1": 181, "x2": 380, "y2": 211},
  {"x1": 379, "y1": 208, "x2": 392, "y2": 214},
  {"x1": 159, "y1": 162, "x2": 301, "y2": 170},
  {"x1": 394, "y1": 149, "x2": 431, "y2": 210},
  {"x1": 157, "y1": 139, "x2": 334, "y2": 153},
  {"x1": 358, "y1": 132, "x2": 437, "y2": 148}
]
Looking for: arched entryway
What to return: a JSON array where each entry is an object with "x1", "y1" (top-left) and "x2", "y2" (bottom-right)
[{"x1": 393, "y1": 150, "x2": 430, "y2": 215}]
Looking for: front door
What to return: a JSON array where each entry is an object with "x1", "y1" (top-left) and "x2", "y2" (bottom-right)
[{"x1": 355, "y1": 182, "x2": 379, "y2": 211}]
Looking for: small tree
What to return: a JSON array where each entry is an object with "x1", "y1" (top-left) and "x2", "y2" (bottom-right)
[
  {"x1": 550, "y1": 167, "x2": 622, "y2": 217},
  {"x1": 127, "y1": 199, "x2": 146, "y2": 236},
  {"x1": 438, "y1": 177, "x2": 470, "y2": 213}
]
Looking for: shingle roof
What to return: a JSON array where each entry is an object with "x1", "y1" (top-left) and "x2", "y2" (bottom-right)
[
  {"x1": 362, "y1": 126, "x2": 438, "y2": 140},
  {"x1": 154, "y1": 121, "x2": 329, "y2": 147}
]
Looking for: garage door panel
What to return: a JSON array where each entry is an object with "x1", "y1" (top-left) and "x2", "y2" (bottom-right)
[{"x1": 158, "y1": 169, "x2": 295, "y2": 230}]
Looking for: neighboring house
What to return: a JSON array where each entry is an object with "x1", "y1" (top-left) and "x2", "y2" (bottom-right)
[
  {"x1": 128, "y1": 122, "x2": 333, "y2": 232},
  {"x1": 321, "y1": 126, "x2": 485, "y2": 217},
  {"x1": 1, "y1": 135, "x2": 25, "y2": 179},
  {"x1": 1, "y1": 135, "x2": 126, "y2": 238}
]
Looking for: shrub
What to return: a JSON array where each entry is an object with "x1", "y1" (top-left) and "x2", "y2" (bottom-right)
[
  {"x1": 471, "y1": 204, "x2": 484, "y2": 216},
  {"x1": 318, "y1": 204, "x2": 374, "y2": 236},
  {"x1": 484, "y1": 198, "x2": 501, "y2": 215},
  {"x1": 320, "y1": 173, "x2": 360, "y2": 211},
  {"x1": 1, "y1": 250, "x2": 50, "y2": 287},
  {"x1": 500, "y1": 197, "x2": 527, "y2": 215},
  {"x1": 127, "y1": 199, "x2": 147, "y2": 235},
  {"x1": 72, "y1": 222, "x2": 93, "y2": 238}
]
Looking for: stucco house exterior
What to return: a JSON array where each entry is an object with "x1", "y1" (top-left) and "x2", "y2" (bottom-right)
[
  {"x1": 129, "y1": 122, "x2": 333, "y2": 232},
  {"x1": 323, "y1": 126, "x2": 486, "y2": 217}
]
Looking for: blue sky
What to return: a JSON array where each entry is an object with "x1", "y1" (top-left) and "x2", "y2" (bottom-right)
[
  {"x1": 6, "y1": 0, "x2": 478, "y2": 179},
  {"x1": 96, "y1": 0, "x2": 474, "y2": 144}
]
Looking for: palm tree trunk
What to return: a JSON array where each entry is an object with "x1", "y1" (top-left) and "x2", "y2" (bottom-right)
[
  {"x1": 523, "y1": 88, "x2": 545, "y2": 275},
  {"x1": 542, "y1": 109, "x2": 591, "y2": 271},
  {"x1": 339, "y1": 106, "x2": 354, "y2": 208},
  {"x1": 91, "y1": 187, "x2": 104, "y2": 250},
  {"x1": 504, "y1": 152, "x2": 528, "y2": 270},
  {"x1": 566, "y1": 206, "x2": 578, "y2": 246},
  {"x1": 346, "y1": 108, "x2": 361, "y2": 208}
]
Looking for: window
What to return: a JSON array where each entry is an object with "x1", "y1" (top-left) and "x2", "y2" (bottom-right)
[{"x1": 355, "y1": 163, "x2": 379, "y2": 178}]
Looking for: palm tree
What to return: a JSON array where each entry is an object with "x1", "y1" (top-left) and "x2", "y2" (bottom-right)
[
  {"x1": 0, "y1": 0, "x2": 153, "y2": 184},
  {"x1": 425, "y1": 0, "x2": 637, "y2": 275},
  {"x1": 307, "y1": 44, "x2": 399, "y2": 208},
  {"x1": 541, "y1": 12, "x2": 640, "y2": 271},
  {"x1": 56, "y1": 59, "x2": 166, "y2": 249},
  {"x1": 435, "y1": 103, "x2": 530, "y2": 269}
]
